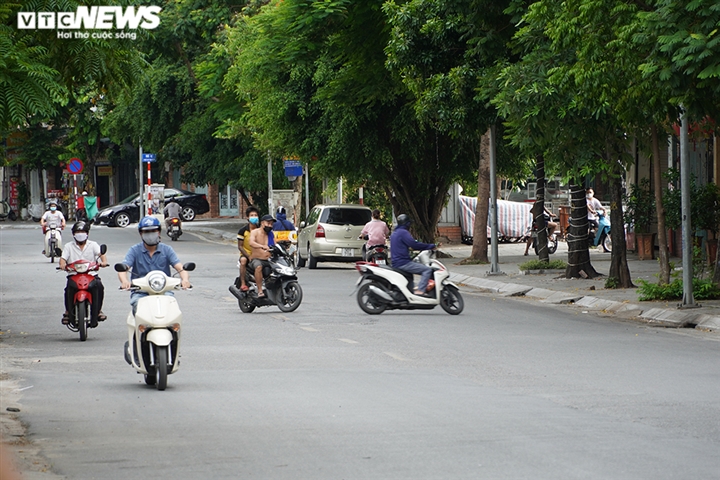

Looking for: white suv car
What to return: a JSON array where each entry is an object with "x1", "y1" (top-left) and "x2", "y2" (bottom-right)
[{"x1": 296, "y1": 204, "x2": 373, "y2": 269}]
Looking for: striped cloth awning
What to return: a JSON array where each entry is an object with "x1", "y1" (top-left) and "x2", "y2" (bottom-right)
[{"x1": 459, "y1": 196, "x2": 532, "y2": 239}]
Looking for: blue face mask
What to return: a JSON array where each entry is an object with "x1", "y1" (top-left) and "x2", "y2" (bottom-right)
[
  {"x1": 50, "y1": 206, "x2": 57, "y2": 211},
  {"x1": 249, "y1": 217, "x2": 259, "y2": 225}
]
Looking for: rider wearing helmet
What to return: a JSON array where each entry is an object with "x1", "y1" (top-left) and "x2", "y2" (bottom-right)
[
  {"x1": 41, "y1": 201, "x2": 66, "y2": 256},
  {"x1": 59, "y1": 221, "x2": 108, "y2": 326},
  {"x1": 118, "y1": 216, "x2": 190, "y2": 310},
  {"x1": 272, "y1": 206, "x2": 296, "y2": 232},
  {"x1": 389, "y1": 214, "x2": 438, "y2": 296}
]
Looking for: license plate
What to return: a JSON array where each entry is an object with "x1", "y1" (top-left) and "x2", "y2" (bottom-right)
[
  {"x1": 342, "y1": 248, "x2": 354, "y2": 257},
  {"x1": 376, "y1": 259, "x2": 386, "y2": 265}
]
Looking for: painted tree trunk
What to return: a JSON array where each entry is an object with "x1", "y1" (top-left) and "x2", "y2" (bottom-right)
[
  {"x1": 608, "y1": 175, "x2": 634, "y2": 287},
  {"x1": 565, "y1": 183, "x2": 599, "y2": 278},
  {"x1": 470, "y1": 129, "x2": 490, "y2": 261}
]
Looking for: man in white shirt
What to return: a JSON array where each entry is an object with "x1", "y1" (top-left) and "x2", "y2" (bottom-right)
[
  {"x1": 59, "y1": 221, "x2": 108, "y2": 326},
  {"x1": 586, "y1": 188, "x2": 604, "y2": 230},
  {"x1": 41, "y1": 201, "x2": 66, "y2": 256}
]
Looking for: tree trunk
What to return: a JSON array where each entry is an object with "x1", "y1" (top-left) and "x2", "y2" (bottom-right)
[
  {"x1": 470, "y1": 129, "x2": 490, "y2": 261},
  {"x1": 532, "y1": 154, "x2": 550, "y2": 263},
  {"x1": 565, "y1": 182, "x2": 599, "y2": 278},
  {"x1": 651, "y1": 125, "x2": 670, "y2": 284},
  {"x1": 608, "y1": 174, "x2": 634, "y2": 287}
]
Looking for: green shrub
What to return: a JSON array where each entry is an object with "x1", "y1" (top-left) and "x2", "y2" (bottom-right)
[
  {"x1": 637, "y1": 278, "x2": 720, "y2": 301},
  {"x1": 518, "y1": 259, "x2": 567, "y2": 271},
  {"x1": 605, "y1": 277, "x2": 620, "y2": 289}
]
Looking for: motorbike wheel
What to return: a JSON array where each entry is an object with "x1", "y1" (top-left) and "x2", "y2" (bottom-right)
[
  {"x1": 8, "y1": 210, "x2": 16, "y2": 221},
  {"x1": 356, "y1": 283, "x2": 387, "y2": 315},
  {"x1": 49, "y1": 239, "x2": 56, "y2": 263},
  {"x1": 238, "y1": 297, "x2": 256, "y2": 313},
  {"x1": 440, "y1": 286, "x2": 464, "y2": 315},
  {"x1": 278, "y1": 281, "x2": 303, "y2": 312},
  {"x1": 155, "y1": 345, "x2": 168, "y2": 391},
  {"x1": 602, "y1": 232, "x2": 612, "y2": 253},
  {"x1": 76, "y1": 301, "x2": 88, "y2": 341},
  {"x1": 548, "y1": 235, "x2": 558, "y2": 254}
]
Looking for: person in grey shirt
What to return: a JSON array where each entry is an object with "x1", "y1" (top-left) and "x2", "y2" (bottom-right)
[{"x1": 163, "y1": 198, "x2": 182, "y2": 229}]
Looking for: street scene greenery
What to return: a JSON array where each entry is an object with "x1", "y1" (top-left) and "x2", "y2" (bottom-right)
[{"x1": 2, "y1": 0, "x2": 720, "y2": 292}]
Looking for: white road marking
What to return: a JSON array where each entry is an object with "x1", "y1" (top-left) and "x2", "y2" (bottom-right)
[
  {"x1": 338, "y1": 338, "x2": 358, "y2": 344},
  {"x1": 384, "y1": 352, "x2": 410, "y2": 362},
  {"x1": 299, "y1": 326, "x2": 319, "y2": 332}
]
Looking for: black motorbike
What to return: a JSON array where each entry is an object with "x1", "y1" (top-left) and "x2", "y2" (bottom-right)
[
  {"x1": 228, "y1": 244, "x2": 303, "y2": 313},
  {"x1": 528, "y1": 217, "x2": 558, "y2": 255},
  {"x1": 166, "y1": 217, "x2": 182, "y2": 241},
  {"x1": 361, "y1": 235, "x2": 390, "y2": 265}
]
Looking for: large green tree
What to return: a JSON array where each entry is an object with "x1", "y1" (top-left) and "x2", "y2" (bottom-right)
[{"x1": 221, "y1": 0, "x2": 478, "y2": 241}]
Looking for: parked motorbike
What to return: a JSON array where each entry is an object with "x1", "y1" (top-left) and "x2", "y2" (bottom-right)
[
  {"x1": 115, "y1": 262, "x2": 196, "y2": 391},
  {"x1": 589, "y1": 211, "x2": 612, "y2": 252},
  {"x1": 354, "y1": 250, "x2": 464, "y2": 315},
  {"x1": 167, "y1": 217, "x2": 182, "y2": 241},
  {"x1": 0, "y1": 199, "x2": 17, "y2": 221},
  {"x1": 360, "y1": 235, "x2": 390, "y2": 265},
  {"x1": 59, "y1": 245, "x2": 107, "y2": 341},
  {"x1": 43, "y1": 222, "x2": 63, "y2": 263},
  {"x1": 228, "y1": 244, "x2": 303, "y2": 313},
  {"x1": 528, "y1": 216, "x2": 558, "y2": 255}
]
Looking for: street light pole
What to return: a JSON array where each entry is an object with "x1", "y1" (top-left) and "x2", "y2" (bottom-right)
[{"x1": 679, "y1": 106, "x2": 698, "y2": 308}]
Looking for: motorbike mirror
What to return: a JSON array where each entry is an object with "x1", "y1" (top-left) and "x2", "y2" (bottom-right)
[
  {"x1": 100, "y1": 244, "x2": 107, "y2": 255},
  {"x1": 183, "y1": 262, "x2": 196, "y2": 272},
  {"x1": 114, "y1": 263, "x2": 130, "y2": 272}
]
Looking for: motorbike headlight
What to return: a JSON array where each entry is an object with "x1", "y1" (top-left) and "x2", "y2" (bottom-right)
[
  {"x1": 148, "y1": 272, "x2": 167, "y2": 292},
  {"x1": 74, "y1": 263, "x2": 89, "y2": 273}
]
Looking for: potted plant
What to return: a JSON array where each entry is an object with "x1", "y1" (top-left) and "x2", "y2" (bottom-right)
[
  {"x1": 693, "y1": 182, "x2": 720, "y2": 265},
  {"x1": 624, "y1": 178, "x2": 656, "y2": 260},
  {"x1": 17, "y1": 181, "x2": 29, "y2": 220}
]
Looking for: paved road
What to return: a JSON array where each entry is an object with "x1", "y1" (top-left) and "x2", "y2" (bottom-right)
[{"x1": 1, "y1": 225, "x2": 719, "y2": 479}]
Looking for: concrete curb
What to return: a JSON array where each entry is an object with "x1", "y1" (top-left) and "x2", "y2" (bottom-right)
[{"x1": 450, "y1": 272, "x2": 720, "y2": 331}]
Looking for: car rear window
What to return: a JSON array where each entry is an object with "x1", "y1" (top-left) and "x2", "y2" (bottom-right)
[{"x1": 320, "y1": 208, "x2": 372, "y2": 226}]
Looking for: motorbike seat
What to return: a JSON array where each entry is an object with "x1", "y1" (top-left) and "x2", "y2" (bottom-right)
[
  {"x1": 367, "y1": 244, "x2": 387, "y2": 250},
  {"x1": 378, "y1": 265, "x2": 414, "y2": 283}
]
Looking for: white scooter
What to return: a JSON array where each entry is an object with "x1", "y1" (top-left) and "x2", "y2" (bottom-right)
[
  {"x1": 115, "y1": 262, "x2": 195, "y2": 390},
  {"x1": 354, "y1": 250, "x2": 464, "y2": 315},
  {"x1": 44, "y1": 221, "x2": 63, "y2": 263}
]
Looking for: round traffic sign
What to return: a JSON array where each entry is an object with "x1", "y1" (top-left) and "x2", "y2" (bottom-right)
[{"x1": 67, "y1": 157, "x2": 84, "y2": 174}]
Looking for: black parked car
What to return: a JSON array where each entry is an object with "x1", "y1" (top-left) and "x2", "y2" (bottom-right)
[{"x1": 94, "y1": 188, "x2": 210, "y2": 227}]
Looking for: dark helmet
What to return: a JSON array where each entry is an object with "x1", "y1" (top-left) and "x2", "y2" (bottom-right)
[
  {"x1": 72, "y1": 221, "x2": 90, "y2": 234},
  {"x1": 396, "y1": 214, "x2": 412, "y2": 227},
  {"x1": 276, "y1": 206, "x2": 286, "y2": 215},
  {"x1": 138, "y1": 215, "x2": 161, "y2": 231}
]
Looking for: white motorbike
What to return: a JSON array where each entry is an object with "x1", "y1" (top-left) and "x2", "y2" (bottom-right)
[
  {"x1": 354, "y1": 250, "x2": 464, "y2": 315},
  {"x1": 115, "y1": 262, "x2": 195, "y2": 390},
  {"x1": 44, "y1": 221, "x2": 63, "y2": 263}
]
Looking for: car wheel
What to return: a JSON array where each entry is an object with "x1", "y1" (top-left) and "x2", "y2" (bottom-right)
[
  {"x1": 181, "y1": 206, "x2": 196, "y2": 222},
  {"x1": 308, "y1": 248, "x2": 318, "y2": 269},
  {"x1": 115, "y1": 212, "x2": 131, "y2": 228}
]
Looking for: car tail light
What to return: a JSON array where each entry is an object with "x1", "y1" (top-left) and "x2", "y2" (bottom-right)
[
  {"x1": 315, "y1": 225, "x2": 325, "y2": 238},
  {"x1": 201, "y1": 194, "x2": 207, "y2": 201}
]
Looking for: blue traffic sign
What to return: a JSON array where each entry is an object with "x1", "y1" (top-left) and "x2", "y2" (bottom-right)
[
  {"x1": 67, "y1": 157, "x2": 84, "y2": 174},
  {"x1": 142, "y1": 153, "x2": 156, "y2": 163},
  {"x1": 283, "y1": 159, "x2": 303, "y2": 177}
]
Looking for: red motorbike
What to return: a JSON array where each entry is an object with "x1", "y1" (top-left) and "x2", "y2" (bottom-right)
[{"x1": 60, "y1": 245, "x2": 107, "y2": 341}]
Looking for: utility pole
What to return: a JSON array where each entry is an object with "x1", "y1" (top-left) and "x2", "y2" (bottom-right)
[
  {"x1": 679, "y1": 107, "x2": 698, "y2": 308},
  {"x1": 138, "y1": 138, "x2": 144, "y2": 218},
  {"x1": 488, "y1": 124, "x2": 504, "y2": 275}
]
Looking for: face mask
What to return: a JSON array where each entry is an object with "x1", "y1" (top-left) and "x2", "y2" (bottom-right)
[
  {"x1": 74, "y1": 233, "x2": 88, "y2": 243},
  {"x1": 263, "y1": 225, "x2": 273, "y2": 233},
  {"x1": 249, "y1": 217, "x2": 259, "y2": 225},
  {"x1": 50, "y1": 206, "x2": 57, "y2": 211},
  {"x1": 141, "y1": 232, "x2": 161, "y2": 246},
  {"x1": 586, "y1": 194, "x2": 593, "y2": 199}
]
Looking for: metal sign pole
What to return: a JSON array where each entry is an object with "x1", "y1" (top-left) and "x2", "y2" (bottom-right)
[{"x1": 139, "y1": 139, "x2": 144, "y2": 218}]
